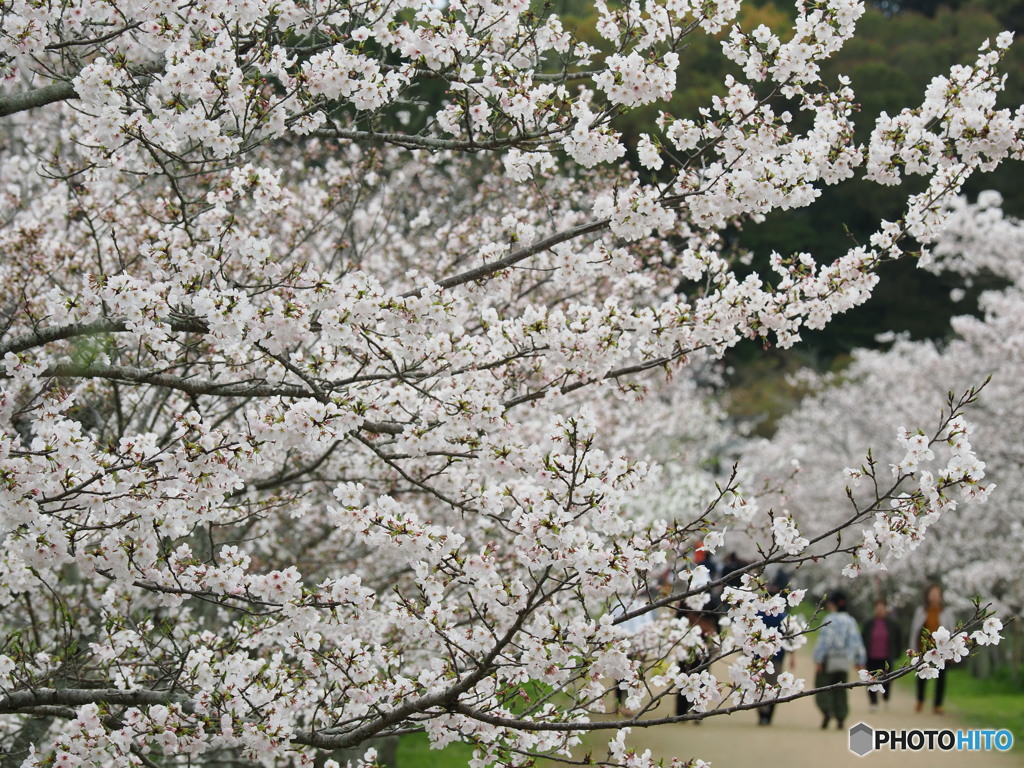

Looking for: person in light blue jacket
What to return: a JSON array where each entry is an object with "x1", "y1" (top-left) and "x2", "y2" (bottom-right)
[{"x1": 813, "y1": 591, "x2": 866, "y2": 730}]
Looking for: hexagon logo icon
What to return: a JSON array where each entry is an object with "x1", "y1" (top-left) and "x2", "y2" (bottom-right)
[{"x1": 849, "y1": 722, "x2": 874, "y2": 757}]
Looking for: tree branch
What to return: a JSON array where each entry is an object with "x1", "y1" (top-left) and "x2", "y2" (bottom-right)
[
  {"x1": 36, "y1": 362, "x2": 316, "y2": 399},
  {"x1": 10, "y1": 362, "x2": 404, "y2": 434},
  {"x1": 0, "y1": 688, "x2": 192, "y2": 714},
  {"x1": 312, "y1": 126, "x2": 555, "y2": 152},
  {"x1": 0, "y1": 82, "x2": 77, "y2": 118},
  {"x1": 407, "y1": 218, "x2": 611, "y2": 298},
  {"x1": 0, "y1": 316, "x2": 207, "y2": 358}
]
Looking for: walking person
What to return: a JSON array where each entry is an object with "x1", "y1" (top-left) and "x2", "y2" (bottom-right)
[
  {"x1": 862, "y1": 598, "x2": 901, "y2": 711},
  {"x1": 909, "y1": 583, "x2": 956, "y2": 714},
  {"x1": 813, "y1": 591, "x2": 866, "y2": 730}
]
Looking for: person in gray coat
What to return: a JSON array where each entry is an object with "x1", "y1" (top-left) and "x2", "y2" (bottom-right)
[{"x1": 813, "y1": 591, "x2": 866, "y2": 730}]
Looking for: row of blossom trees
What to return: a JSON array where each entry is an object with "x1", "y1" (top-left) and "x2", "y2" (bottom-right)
[
  {"x1": 0, "y1": 0, "x2": 1018, "y2": 766},
  {"x1": 744, "y1": 192, "x2": 1024, "y2": 616}
]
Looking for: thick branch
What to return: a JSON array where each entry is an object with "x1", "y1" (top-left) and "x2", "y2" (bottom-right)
[
  {"x1": 0, "y1": 82, "x2": 77, "y2": 118},
  {"x1": 407, "y1": 218, "x2": 611, "y2": 298},
  {"x1": 0, "y1": 688, "x2": 192, "y2": 714},
  {"x1": 313, "y1": 126, "x2": 553, "y2": 152},
  {"x1": 39, "y1": 362, "x2": 316, "y2": 399},
  {"x1": 447, "y1": 672, "x2": 893, "y2": 732},
  {"x1": 0, "y1": 316, "x2": 207, "y2": 358},
  {"x1": 14, "y1": 362, "x2": 403, "y2": 434}
]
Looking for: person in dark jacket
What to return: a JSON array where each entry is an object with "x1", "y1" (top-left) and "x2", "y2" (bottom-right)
[{"x1": 861, "y1": 598, "x2": 901, "y2": 710}]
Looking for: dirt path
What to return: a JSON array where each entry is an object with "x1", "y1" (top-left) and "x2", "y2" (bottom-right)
[{"x1": 619, "y1": 650, "x2": 1023, "y2": 768}]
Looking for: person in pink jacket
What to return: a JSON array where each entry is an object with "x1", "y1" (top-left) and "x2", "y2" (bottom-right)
[{"x1": 861, "y1": 598, "x2": 902, "y2": 711}]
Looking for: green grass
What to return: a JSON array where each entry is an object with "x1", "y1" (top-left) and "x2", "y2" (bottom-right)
[
  {"x1": 899, "y1": 665, "x2": 1024, "y2": 750},
  {"x1": 391, "y1": 682, "x2": 566, "y2": 767},
  {"x1": 946, "y1": 666, "x2": 1024, "y2": 749},
  {"x1": 395, "y1": 733, "x2": 476, "y2": 768}
]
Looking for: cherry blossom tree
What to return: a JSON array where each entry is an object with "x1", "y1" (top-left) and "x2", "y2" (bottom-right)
[{"x1": 0, "y1": 1, "x2": 1017, "y2": 766}]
